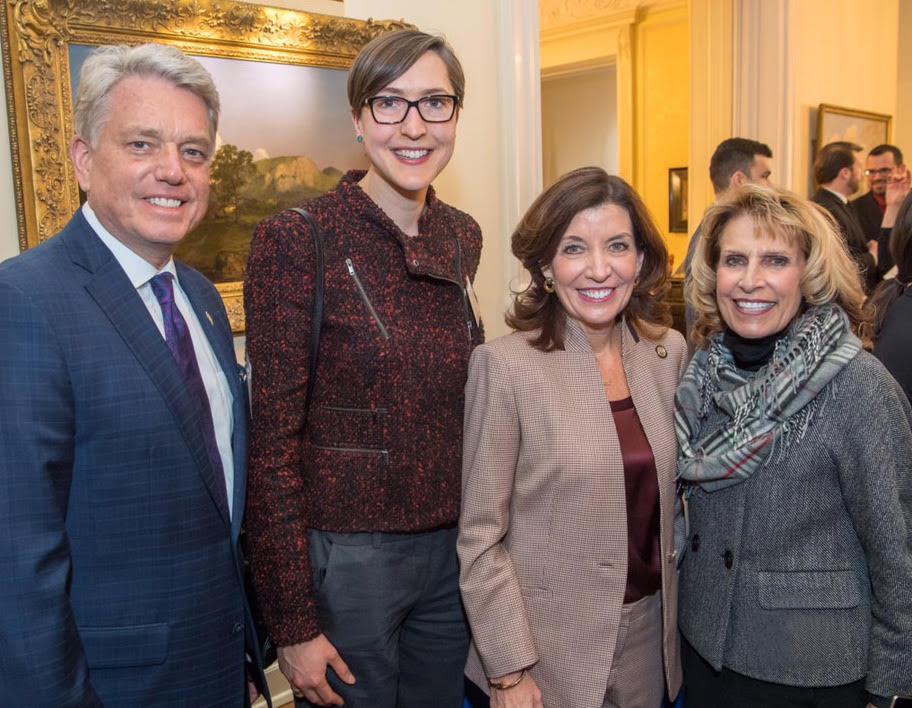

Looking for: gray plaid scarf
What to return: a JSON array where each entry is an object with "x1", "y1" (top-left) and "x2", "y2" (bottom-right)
[{"x1": 675, "y1": 303, "x2": 861, "y2": 492}]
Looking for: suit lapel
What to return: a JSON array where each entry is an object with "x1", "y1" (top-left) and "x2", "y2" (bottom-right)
[
  {"x1": 177, "y1": 264, "x2": 247, "y2": 539},
  {"x1": 562, "y1": 316, "x2": 674, "y2": 476},
  {"x1": 66, "y1": 218, "x2": 231, "y2": 528},
  {"x1": 621, "y1": 322, "x2": 676, "y2": 482}
]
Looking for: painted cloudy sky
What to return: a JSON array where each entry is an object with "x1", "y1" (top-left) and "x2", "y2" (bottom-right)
[{"x1": 70, "y1": 44, "x2": 367, "y2": 171}]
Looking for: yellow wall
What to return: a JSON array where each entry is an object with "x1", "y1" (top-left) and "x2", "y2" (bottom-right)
[
  {"x1": 540, "y1": 19, "x2": 621, "y2": 73},
  {"x1": 897, "y1": 0, "x2": 912, "y2": 159},
  {"x1": 633, "y1": 3, "x2": 690, "y2": 270},
  {"x1": 541, "y1": 68, "x2": 619, "y2": 187},
  {"x1": 788, "y1": 0, "x2": 898, "y2": 194}
]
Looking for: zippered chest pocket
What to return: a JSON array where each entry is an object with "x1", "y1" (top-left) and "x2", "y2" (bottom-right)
[
  {"x1": 345, "y1": 258, "x2": 390, "y2": 340},
  {"x1": 309, "y1": 404, "x2": 388, "y2": 450}
]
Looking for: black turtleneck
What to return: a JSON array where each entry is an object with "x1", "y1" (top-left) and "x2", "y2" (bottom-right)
[{"x1": 722, "y1": 328, "x2": 787, "y2": 371}]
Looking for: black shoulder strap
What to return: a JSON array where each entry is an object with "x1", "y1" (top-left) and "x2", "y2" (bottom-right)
[{"x1": 289, "y1": 207, "x2": 324, "y2": 421}]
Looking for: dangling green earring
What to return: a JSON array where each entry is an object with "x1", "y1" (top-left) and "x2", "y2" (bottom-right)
[{"x1": 356, "y1": 135, "x2": 363, "y2": 144}]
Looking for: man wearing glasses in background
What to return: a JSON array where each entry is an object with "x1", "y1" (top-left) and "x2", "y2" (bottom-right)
[{"x1": 853, "y1": 144, "x2": 907, "y2": 277}]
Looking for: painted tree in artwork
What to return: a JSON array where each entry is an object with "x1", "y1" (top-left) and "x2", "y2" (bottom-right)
[{"x1": 210, "y1": 144, "x2": 255, "y2": 222}]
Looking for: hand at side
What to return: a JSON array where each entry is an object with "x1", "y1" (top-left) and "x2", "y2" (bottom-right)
[
  {"x1": 489, "y1": 671, "x2": 544, "y2": 708},
  {"x1": 278, "y1": 634, "x2": 355, "y2": 706}
]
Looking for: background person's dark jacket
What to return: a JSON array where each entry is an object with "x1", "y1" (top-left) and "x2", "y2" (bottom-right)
[
  {"x1": 813, "y1": 188, "x2": 878, "y2": 292},
  {"x1": 874, "y1": 285, "x2": 912, "y2": 405},
  {"x1": 852, "y1": 191, "x2": 895, "y2": 276},
  {"x1": 852, "y1": 190, "x2": 883, "y2": 244}
]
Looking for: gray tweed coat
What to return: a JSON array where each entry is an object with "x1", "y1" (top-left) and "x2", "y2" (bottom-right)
[{"x1": 678, "y1": 349, "x2": 912, "y2": 699}]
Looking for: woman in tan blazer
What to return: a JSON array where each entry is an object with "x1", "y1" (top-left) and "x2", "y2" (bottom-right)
[{"x1": 458, "y1": 167, "x2": 686, "y2": 708}]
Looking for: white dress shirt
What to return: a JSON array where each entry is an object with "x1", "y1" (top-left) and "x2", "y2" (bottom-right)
[
  {"x1": 823, "y1": 186, "x2": 849, "y2": 204},
  {"x1": 83, "y1": 204, "x2": 236, "y2": 518}
]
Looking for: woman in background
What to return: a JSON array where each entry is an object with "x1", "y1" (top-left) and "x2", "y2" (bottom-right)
[
  {"x1": 245, "y1": 29, "x2": 482, "y2": 708},
  {"x1": 679, "y1": 184, "x2": 912, "y2": 707},
  {"x1": 869, "y1": 192, "x2": 912, "y2": 404},
  {"x1": 459, "y1": 167, "x2": 685, "y2": 708}
]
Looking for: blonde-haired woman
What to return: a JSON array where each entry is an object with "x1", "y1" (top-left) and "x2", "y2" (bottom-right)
[{"x1": 678, "y1": 184, "x2": 912, "y2": 707}]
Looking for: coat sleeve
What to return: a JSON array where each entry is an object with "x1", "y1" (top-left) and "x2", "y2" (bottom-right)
[
  {"x1": 834, "y1": 366, "x2": 912, "y2": 698},
  {"x1": 457, "y1": 344, "x2": 539, "y2": 679},
  {"x1": 0, "y1": 280, "x2": 102, "y2": 706},
  {"x1": 243, "y1": 213, "x2": 322, "y2": 645}
]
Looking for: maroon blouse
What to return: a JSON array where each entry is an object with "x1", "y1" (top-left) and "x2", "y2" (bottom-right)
[{"x1": 609, "y1": 396, "x2": 662, "y2": 603}]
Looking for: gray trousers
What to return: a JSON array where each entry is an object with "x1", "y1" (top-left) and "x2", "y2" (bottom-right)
[
  {"x1": 296, "y1": 527, "x2": 469, "y2": 708},
  {"x1": 602, "y1": 591, "x2": 665, "y2": 708}
]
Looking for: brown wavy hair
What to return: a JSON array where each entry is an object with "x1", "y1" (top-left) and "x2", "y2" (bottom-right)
[
  {"x1": 688, "y1": 184, "x2": 871, "y2": 349},
  {"x1": 506, "y1": 166, "x2": 671, "y2": 351}
]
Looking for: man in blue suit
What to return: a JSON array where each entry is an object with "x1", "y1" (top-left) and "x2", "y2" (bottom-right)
[{"x1": 0, "y1": 44, "x2": 269, "y2": 706}]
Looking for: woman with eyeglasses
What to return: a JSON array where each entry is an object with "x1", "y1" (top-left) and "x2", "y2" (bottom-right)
[{"x1": 244, "y1": 29, "x2": 482, "y2": 708}]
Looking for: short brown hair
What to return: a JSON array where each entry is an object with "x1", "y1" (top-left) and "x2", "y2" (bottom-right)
[
  {"x1": 814, "y1": 141, "x2": 862, "y2": 185},
  {"x1": 507, "y1": 166, "x2": 671, "y2": 351},
  {"x1": 688, "y1": 183, "x2": 870, "y2": 349},
  {"x1": 709, "y1": 137, "x2": 772, "y2": 194},
  {"x1": 347, "y1": 29, "x2": 465, "y2": 113}
]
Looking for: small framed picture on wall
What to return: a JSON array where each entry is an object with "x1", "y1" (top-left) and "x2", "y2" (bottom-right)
[{"x1": 668, "y1": 167, "x2": 688, "y2": 233}]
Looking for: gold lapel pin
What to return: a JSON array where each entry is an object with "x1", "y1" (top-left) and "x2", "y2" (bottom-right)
[
  {"x1": 655, "y1": 344, "x2": 668, "y2": 359},
  {"x1": 206, "y1": 311, "x2": 214, "y2": 326}
]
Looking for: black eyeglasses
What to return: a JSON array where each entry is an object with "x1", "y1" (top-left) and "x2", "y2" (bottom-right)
[
  {"x1": 365, "y1": 94, "x2": 459, "y2": 124},
  {"x1": 864, "y1": 167, "x2": 894, "y2": 177}
]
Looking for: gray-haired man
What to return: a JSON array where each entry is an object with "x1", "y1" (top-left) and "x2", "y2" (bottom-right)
[{"x1": 0, "y1": 43, "x2": 269, "y2": 706}]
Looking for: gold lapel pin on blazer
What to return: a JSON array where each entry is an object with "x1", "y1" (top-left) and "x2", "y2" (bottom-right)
[
  {"x1": 655, "y1": 344, "x2": 668, "y2": 358},
  {"x1": 206, "y1": 311, "x2": 214, "y2": 326}
]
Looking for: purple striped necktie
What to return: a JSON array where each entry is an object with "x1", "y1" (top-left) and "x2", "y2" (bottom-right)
[{"x1": 149, "y1": 272, "x2": 228, "y2": 512}]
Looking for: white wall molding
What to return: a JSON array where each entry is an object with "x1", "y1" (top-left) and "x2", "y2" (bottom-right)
[
  {"x1": 733, "y1": 0, "x2": 792, "y2": 189},
  {"x1": 540, "y1": 8, "x2": 637, "y2": 42},
  {"x1": 497, "y1": 0, "x2": 543, "y2": 299},
  {"x1": 541, "y1": 55, "x2": 616, "y2": 80},
  {"x1": 616, "y1": 21, "x2": 634, "y2": 182},
  {"x1": 689, "y1": 0, "x2": 734, "y2": 228},
  {"x1": 541, "y1": 0, "x2": 638, "y2": 32}
]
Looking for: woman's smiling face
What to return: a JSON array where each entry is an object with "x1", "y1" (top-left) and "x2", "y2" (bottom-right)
[
  {"x1": 352, "y1": 50, "x2": 458, "y2": 200},
  {"x1": 543, "y1": 202, "x2": 643, "y2": 339},
  {"x1": 715, "y1": 213, "x2": 806, "y2": 339}
]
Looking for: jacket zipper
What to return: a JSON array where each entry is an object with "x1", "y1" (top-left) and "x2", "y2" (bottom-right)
[
  {"x1": 423, "y1": 239, "x2": 474, "y2": 343},
  {"x1": 345, "y1": 258, "x2": 390, "y2": 340},
  {"x1": 322, "y1": 405, "x2": 387, "y2": 415},
  {"x1": 313, "y1": 444, "x2": 389, "y2": 465},
  {"x1": 454, "y1": 239, "x2": 474, "y2": 342}
]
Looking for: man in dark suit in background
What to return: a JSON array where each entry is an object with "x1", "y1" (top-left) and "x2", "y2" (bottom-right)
[
  {"x1": 853, "y1": 143, "x2": 904, "y2": 276},
  {"x1": 684, "y1": 137, "x2": 773, "y2": 342},
  {"x1": 0, "y1": 44, "x2": 268, "y2": 706},
  {"x1": 812, "y1": 142, "x2": 880, "y2": 292}
]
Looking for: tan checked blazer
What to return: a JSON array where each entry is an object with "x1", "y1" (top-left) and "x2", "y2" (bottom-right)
[{"x1": 458, "y1": 318, "x2": 686, "y2": 707}]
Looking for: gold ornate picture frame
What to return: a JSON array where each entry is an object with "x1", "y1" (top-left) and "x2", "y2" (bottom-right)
[{"x1": 1, "y1": 0, "x2": 407, "y2": 331}]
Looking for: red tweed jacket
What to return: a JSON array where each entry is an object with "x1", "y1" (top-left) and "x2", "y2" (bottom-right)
[{"x1": 244, "y1": 171, "x2": 483, "y2": 644}]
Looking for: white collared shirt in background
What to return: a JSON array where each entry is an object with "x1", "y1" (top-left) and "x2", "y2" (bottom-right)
[
  {"x1": 823, "y1": 186, "x2": 849, "y2": 204},
  {"x1": 83, "y1": 203, "x2": 236, "y2": 518}
]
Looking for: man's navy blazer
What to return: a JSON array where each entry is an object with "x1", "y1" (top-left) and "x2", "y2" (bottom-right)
[{"x1": 0, "y1": 211, "x2": 267, "y2": 706}]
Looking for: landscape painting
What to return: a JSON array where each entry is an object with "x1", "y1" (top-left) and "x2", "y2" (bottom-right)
[{"x1": 70, "y1": 45, "x2": 369, "y2": 284}]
